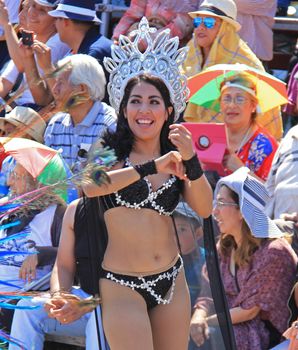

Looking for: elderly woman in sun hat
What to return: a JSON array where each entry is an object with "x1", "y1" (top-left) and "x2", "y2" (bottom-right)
[
  {"x1": 190, "y1": 167, "x2": 297, "y2": 350},
  {"x1": 219, "y1": 74, "x2": 278, "y2": 182},
  {"x1": 182, "y1": 0, "x2": 283, "y2": 141},
  {"x1": 0, "y1": 106, "x2": 46, "y2": 196}
]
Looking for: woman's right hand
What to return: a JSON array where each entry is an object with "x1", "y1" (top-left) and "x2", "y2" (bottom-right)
[
  {"x1": 190, "y1": 308, "x2": 210, "y2": 347},
  {"x1": 155, "y1": 151, "x2": 186, "y2": 180},
  {"x1": 0, "y1": 1, "x2": 9, "y2": 27}
]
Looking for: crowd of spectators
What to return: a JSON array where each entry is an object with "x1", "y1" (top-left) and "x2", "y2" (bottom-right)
[{"x1": 0, "y1": 0, "x2": 297, "y2": 349}]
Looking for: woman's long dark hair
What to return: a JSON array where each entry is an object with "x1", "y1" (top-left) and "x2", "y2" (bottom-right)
[
  {"x1": 218, "y1": 185, "x2": 261, "y2": 266},
  {"x1": 103, "y1": 73, "x2": 177, "y2": 161}
]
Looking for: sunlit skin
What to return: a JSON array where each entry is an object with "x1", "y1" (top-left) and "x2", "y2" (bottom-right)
[
  {"x1": 3, "y1": 121, "x2": 16, "y2": 135},
  {"x1": 7, "y1": 163, "x2": 36, "y2": 196},
  {"x1": 27, "y1": 1, "x2": 56, "y2": 37},
  {"x1": 194, "y1": 15, "x2": 222, "y2": 58},
  {"x1": 52, "y1": 69, "x2": 73, "y2": 105},
  {"x1": 54, "y1": 18, "x2": 66, "y2": 43},
  {"x1": 175, "y1": 216, "x2": 203, "y2": 255},
  {"x1": 124, "y1": 81, "x2": 173, "y2": 144},
  {"x1": 220, "y1": 87, "x2": 257, "y2": 132},
  {"x1": 213, "y1": 186, "x2": 243, "y2": 245},
  {"x1": 18, "y1": 0, "x2": 32, "y2": 29}
]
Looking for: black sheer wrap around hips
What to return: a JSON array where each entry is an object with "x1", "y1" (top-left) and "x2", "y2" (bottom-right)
[{"x1": 74, "y1": 196, "x2": 108, "y2": 296}]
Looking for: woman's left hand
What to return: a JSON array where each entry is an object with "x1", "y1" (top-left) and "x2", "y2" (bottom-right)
[
  {"x1": 19, "y1": 254, "x2": 38, "y2": 283},
  {"x1": 168, "y1": 124, "x2": 195, "y2": 160},
  {"x1": 223, "y1": 151, "x2": 244, "y2": 173},
  {"x1": 155, "y1": 151, "x2": 186, "y2": 180}
]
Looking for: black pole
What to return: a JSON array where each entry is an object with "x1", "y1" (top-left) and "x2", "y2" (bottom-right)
[{"x1": 203, "y1": 216, "x2": 237, "y2": 350}]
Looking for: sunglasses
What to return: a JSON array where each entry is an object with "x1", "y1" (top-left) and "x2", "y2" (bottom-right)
[{"x1": 193, "y1": 17, "x2": 216, "y2": 29}]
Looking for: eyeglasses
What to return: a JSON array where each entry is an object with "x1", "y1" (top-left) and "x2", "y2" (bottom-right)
[
  {"x1": 193, "y1": 17, "x2": 216, "y2": 29},
  {"x1": 213, "y1": 199, "x2": 239, "y2": 208},
  {"x1": 221, "y1": 95, "x2": 249, "y2": 105}
]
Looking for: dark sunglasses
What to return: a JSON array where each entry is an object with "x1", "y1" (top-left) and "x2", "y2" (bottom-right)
[{"x1": 193, "y1": 17, "x2": 216, "y2": 29}]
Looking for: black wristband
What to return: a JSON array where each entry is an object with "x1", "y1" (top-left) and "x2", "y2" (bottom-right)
[
  {"x1": 133, "y1": 160, "x2": 157, "y2": 179},
  {"x1": 183, "y1": 154, "x2": 203, "y2": 181}
]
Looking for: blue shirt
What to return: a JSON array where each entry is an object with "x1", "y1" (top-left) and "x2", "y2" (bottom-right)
[
  {"x1": 278, "y1": 0, "x2": 291, "y2": 7},
  {"x1": 78, "y1": 26, "x2": 112, "y2": 66},
  {"x1": 44, "y1": 101, "x2": 117, "y2": 169},
  {"x1": 78, "y1": 26, "x2": 112, "y2": 103}
]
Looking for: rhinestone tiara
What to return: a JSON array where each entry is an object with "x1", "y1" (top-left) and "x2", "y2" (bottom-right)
[{"x1": 103, "y1": 17, "x2": 189, "y2": 122}]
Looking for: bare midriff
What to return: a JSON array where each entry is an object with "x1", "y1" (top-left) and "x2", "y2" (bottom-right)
[{"x1": 102, "y1": 207, "x2": 178, "y2": 274}]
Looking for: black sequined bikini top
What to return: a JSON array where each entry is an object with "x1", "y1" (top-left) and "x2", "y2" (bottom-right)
[{"x1": 100, "y1": 158, "x2": 182, "y2": 216}]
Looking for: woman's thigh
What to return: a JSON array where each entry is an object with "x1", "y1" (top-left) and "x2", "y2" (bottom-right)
[
  {"x1": 99, "y1": 278, "x2": 154, "y2": 350},
  {"x1": 149, "y1": 269, "x2": 191, "y2": 350}
]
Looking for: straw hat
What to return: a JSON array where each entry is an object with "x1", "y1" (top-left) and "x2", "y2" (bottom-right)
[
  {"x1": 0, "y1": 107, "x2": 46, "y2": 143},
  {"x1": 188, "y1": 0, "x2": 241, "y2": 32},
  {"x1": 214, "y1": 167, "x2": 284, "y2": 239}
]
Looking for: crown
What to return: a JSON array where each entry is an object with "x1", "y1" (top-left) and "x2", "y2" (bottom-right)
[{"x1": 104, "y1": 17, "x2": 189, "y2": 121}]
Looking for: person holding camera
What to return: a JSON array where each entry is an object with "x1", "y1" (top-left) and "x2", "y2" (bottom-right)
[
  {"x1": 0, "y1": 0, "x2": 69, "y2": 109},
  {"x1": 26, "y1": 0, "x2": 113, "y2": 106}
]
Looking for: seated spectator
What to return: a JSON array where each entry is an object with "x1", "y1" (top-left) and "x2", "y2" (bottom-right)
[
  {"x1": 0, "y1": 126, "x2": 66, "y2": 334},
  {"x1": 173, "y1": 201, "x2": 204, "y2": 307},
  {"x1": 283, "y1": 63, "x2": 298, "y2": 132},
  {"x1": 112, "y1": 0, "x2": 203, "y2": 48},
  {"x1": 196, "y1": 73, "x2": 279, "y2": 188},
  {"x1": 220, "y1": 74, "x2": 278, "y2": 182},
  {"x1": 44, "y1": 54, "x2": 117, "y2": 171},
  {"x1": 0, "y1": 0, "x2": 20, "y2": 72},
  {"x1": 0, "y1": 0, "x2": 70, "y2": 109},
  {"x1": 235, "y1": 0, "x2": 277, "y2": 63},
  {"x1": 0, "y1": 105, "x2": 45, "y2": 141},
  {"x1": 266, "y1": 124, "x2": 298, "y2": 219},
  {"x1": 271, "y1": 246, "x2": 298, "y2": 350},
  {"x1": 9, "y1": 197, "x2": 108, "y2": 350},
  {"x1": 173, "y1": 202, "x2": 205, "y2": 350},
  {"x1": 0, "y1": 106, "x2": 46, "y2": 197},
  {"x1": 190, "y1": 167, "x2": 297, "y2": 350},
  {"x1": 0, "y1": 159, "x2": 66, "y2": 292},
  {"x1": 182, "y1": 0, "x2": 283, "y2": 141},
  {"x1": 28, "y1": 0, "x2": 113, "y2": 106},
  {"x1": 48, "y1": 0, "x2": 111, "y2": 60}
]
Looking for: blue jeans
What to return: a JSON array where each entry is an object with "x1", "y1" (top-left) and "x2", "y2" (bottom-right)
[{"x1": 9, "y1": 288, "x2": 107, "y2": 350}]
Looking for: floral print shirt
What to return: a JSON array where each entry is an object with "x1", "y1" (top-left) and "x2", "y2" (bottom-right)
[{"x1": 238, "y1": 126, "x2": 278, "y2": 181}]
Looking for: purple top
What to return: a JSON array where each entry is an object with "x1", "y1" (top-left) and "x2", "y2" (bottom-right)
[
  {"x1": 197, "y1": 238, "x2": 297, "y2": 350},
  {"x1": 284, "y1": 63, "x2": 298, "y2": 116}
]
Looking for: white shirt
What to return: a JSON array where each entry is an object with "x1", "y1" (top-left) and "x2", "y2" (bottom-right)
[
  {"x1": 0, "y1": 205, "x2": 56, "y2": 291},
  {"x1": 0, "y1": 0, "x2": 21, "y2": 37},
  {"x1": 1, "y1": 33, "x2": 70, "y2": 105}
]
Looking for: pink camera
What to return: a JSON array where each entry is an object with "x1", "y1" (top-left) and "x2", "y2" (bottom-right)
[{"x1": 182, "y1": 122, "x2": 229, "y2": 176}]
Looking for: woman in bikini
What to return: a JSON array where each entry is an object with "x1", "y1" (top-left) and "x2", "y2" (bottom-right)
[{"x1": 82, "y1": 18, "x2": 213, "y2": 350}]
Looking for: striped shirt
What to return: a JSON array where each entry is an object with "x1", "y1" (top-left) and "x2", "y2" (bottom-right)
[{"x1": 44, "y1": 101, "x2": 117, "y2": 169}]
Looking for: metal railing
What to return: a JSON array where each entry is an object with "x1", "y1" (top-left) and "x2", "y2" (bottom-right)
[
  {"x1": 274, "y1": 16, "x2": 298, "y2": 31},
  {"x1": 96, "y1": 1, "x2": 128, "y2": 37}
]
